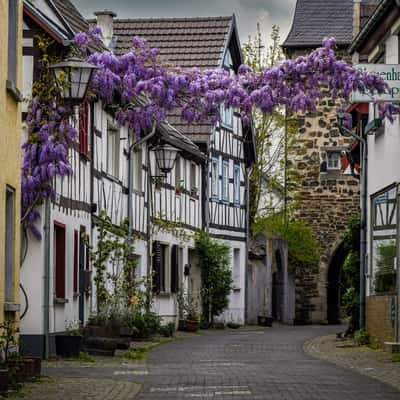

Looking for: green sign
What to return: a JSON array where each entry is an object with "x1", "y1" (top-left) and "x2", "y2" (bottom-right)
[{"x1": 352, "y1": 64, "x2": 400, "y2": 102}]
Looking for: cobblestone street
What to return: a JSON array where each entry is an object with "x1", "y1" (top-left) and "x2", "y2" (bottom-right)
[{"x1": 12, "y1": 325, "x2": 400, "y2": 400}]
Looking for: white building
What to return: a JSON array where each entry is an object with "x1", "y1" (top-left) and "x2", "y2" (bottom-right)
[{"x1": 349, "y1": 0, "x2": 400, "y2": 346}]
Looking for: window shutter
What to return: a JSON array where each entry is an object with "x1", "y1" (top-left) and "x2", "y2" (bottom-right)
[
  {"x1": 152, "y1": 241, "x2": 161, "y2": 293},
  {"x1": 73, "y1": 230, "x2": 78, "y2": 293},
  {"x1": 79, "y1": 102, "x2": 89, "y2": 155},
  {"x1": 54, "y1": 224, "x2": 66, "y2": 299},
  {"x1": 170, "y1": 245, "x2": 179, "y2": 293}
]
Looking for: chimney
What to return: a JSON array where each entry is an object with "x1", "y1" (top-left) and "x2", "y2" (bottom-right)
[
  {"x1": 352, "y1": 0, "x2": 362, "y2": 64},
  {"x1": 94, "y1": 10, "x2": 117, "y2": 49}
]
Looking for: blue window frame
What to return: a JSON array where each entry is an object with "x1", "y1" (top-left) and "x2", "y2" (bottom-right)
[
  {"x1": 221, "y1": 160, "x2": 229, "y2": 203},
  {"x1": 234, "y1": 165, "x2": 240, "y2": 206},
  {"x1": 210, "y1": 158, "x2": 219, "y2": 199},
  {"x1": 221, "y1": 104, "x2": 233, "y2": 128}
]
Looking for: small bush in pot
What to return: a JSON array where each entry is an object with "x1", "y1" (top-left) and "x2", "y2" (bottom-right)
[
  {"x1": 159, "y1": 322, "x2": 176, "y2": 337},
  {"x1": 56, "y1": 321, "x2": 83, "y2": 358}
]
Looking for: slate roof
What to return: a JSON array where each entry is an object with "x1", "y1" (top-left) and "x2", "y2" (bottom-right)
[
  {"x1": 283, "y1": 0, "x2": 381, "y2": 49},
  {"x1": 283, "y1": 0, "x2": 354, "y2": 48},
  {"x1": 112, "y1": 16, "x2": 233, "y2": 68}
]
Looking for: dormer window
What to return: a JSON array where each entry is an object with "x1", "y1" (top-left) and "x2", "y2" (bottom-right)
[{"x1": 223, "y1": 49, "x2": 233, "y2": 69}]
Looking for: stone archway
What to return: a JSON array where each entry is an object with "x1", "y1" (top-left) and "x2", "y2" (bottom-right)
[{"x1": 326, "y1": 242, "x2": 349, "y2": 324}]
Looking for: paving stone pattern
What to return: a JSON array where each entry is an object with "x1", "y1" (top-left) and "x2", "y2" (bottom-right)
[
  {"x1": 11, "y1": 326, "x2": 400, "y2": 399},
  {"x1": 304, "y1": 333, "x2": 400, "y2": 392},
  {"x1": 136, "y1": 325, "x2": 400, "y2": 399}
]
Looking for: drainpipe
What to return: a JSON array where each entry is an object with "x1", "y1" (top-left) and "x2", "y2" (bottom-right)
[
  {"x1": 43, "y1": 199, "x2": 51, "y2": 359},
  {"x1": 338, "y1": 113, "x2": 367, "y2": 330}
]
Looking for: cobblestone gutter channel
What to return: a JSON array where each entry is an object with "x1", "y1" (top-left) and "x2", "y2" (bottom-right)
[{"x1": 303, "y1": 334, "x2": 400, "y2": 392}]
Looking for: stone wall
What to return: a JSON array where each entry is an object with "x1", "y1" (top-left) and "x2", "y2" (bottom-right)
[
  {"x1": 366, "y1": 295, "x2": 396, "y2": 347},
  {"x1": 287, "y1": 48, "x2": 360, "y2": 324}
]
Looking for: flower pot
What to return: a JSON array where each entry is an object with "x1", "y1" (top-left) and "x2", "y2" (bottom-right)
[
  {"x1": 119, "y1": 326, "x2": 132, "y2": 337},
  {"x1": 25, "y1": 357, "x2": 41, "y2": 377},
  {"x1": 22, "y1": 359, "x2": 36, "y2": 380},
  {"x1": 258, "y1": 316, "x2": 273, "y2": 327},
  {"x1": 178, "y1": 319, "x2": 186, "y2": 331},
  {"x1": 0, "y1": 369, "x2": 9, "y2": 393},
  {"x1": 85, "y1": 325, "x2": 108, "y2": 337},
  {"x1": 7, "y1": 360, "x2": 27, "y2": 383},
  {"x1": 185, "y1": 320, "x2": 199, "y2": 332},
  {"x1": 55, "y1": 335, "x2": 82, "y2": 358}
]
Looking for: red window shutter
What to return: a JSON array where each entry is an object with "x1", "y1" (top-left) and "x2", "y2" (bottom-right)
[
  {"x1": 73, "y1": 230, "x2": 78, "y2": 293},
  {"x1": 79, "y1": 102, "x2": 89, "y2": 155},
  {"x1": 54, "y1": 223, "x2": 66, "y2": 299}
]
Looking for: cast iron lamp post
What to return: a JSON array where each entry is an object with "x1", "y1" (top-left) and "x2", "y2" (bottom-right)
[{"x1": 337, "y1": 112, "x2": 367, "y2": 330}]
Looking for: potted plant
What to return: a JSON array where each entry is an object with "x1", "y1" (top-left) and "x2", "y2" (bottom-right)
[
  {"x1": 86, "y1": 312, "x2": 108, "y2": 337},
  {"x1": 183, "y1": 293, "x2": 200, "y2": 332},
  {"x1": 55, "y1": 321, "x2": 83, "y2": 358},
  {"x1": 190, "y1": 186, "x2": 198, "y2": 197},
  {"x1": 175, "y1": 180, "x2": 185, "y2": 195}
]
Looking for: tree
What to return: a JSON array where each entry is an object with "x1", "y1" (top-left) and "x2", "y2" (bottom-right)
[
  {"x1": 242, "y1": 25, "x2": 298, "y2": 226},
  {"x1": 195, "y1": 231, "x2": 232, "y2": 326}
]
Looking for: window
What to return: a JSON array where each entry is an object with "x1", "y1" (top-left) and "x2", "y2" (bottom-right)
[
  {"x1": 371, "y1": 186, "x2": 397, "y2": 294},
  {"x1": 190, "y1": 163, "x2": 197, "y2": 193},
  {"x1": 211, "y1": 158, "x2": 219, "y2": 199},
  {"x1": 152, "y1": 241, "x2": 168, "y2": 293},
  {"x1": 79, "y1": 102, "x2": 89, "y2": 156},
  {"x1": 222, "y1": 160, "x2": 229, "y2": 202},
  {"x1": 327, "y1": 152, "x2": 341, "y2": 170},
  {"x1": 5, "y1": 186, "x2": 15, "y2": 303},
  {"x1": 221, "y1": 104, "x2": 233, "y2": 127},
  {"x1": 7, "y1": 0, "x2": 18, "y2": 92},
  {"x1": 54, "y1": 222, "x2": 66, "y2": 299},
  {"x1": 73, "y1": 230, "x2": 78, "y2": 294},
  {"x1": 133, "y1": 148, "x2": 142, "y2": 191},
  {"x1": 234, "y1": 165, "x2": 240, "y2": 206},
  {"x1": 106, "y1": 121, "x2": 119, "y2": 177},
  {"x1": 170, "y1": 245, "x2": 179, "y2": 294},
  {"x1": 233, "y1": 249, "x2": 241, "y2": 289}
]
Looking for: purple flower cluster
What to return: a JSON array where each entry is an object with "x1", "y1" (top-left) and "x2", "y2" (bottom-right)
[
  {"x1": 22, "y1": 97, "x2": 75, "y2": 239},
  {"x1": 23, "y1": 29, "x2": 400, "y2": 239}
]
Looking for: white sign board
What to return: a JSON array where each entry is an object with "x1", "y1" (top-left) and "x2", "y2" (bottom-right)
[{"x1": 351, "y1": 64, "x2": 400, "y2": 102}]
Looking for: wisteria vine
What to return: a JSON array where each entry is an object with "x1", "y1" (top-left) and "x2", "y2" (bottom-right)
[{"x1": 22, "y1": 28, "x2": 399, "y2": 239}]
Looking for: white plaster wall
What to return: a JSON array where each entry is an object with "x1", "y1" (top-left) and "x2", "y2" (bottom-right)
[{"x1": 366, "y1": 34, "x2": 400, "y2": 295}]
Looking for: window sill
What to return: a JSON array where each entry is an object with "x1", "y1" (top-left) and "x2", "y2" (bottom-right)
[
  {"x1": 6, "y1": 80, "x2": 23, "y2": 102},
  {"x1": 54, "y1": 297, "x2": 69, "y2": 304},
  {"x1": 4, "y1": 302, "x2": 21, "y2": 312},
  {"x1": 104, "y1": 172, "x2": 121, "y2": 184},
  {"x1": 157, "y1": 291, "x2": 172, "y2": 298},
  {"x1": 232, "y1": 287, "x2": 241, "y2": 292}
]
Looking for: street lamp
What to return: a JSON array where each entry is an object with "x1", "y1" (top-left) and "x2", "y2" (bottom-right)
[
  {"x1": 153, "y1": 144, "x2": 180, "y2": 175},
  {"x1": 49, "y1": 56, "x2": 98, "y2": 104}
]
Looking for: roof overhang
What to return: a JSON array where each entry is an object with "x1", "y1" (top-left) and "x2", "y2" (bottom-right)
[
  {"x1": 23, "y1": 0, "x2": 71, "y2": 45},
  {"x1": 349, "y1": 0, "x2": 400, "y2": 55}
]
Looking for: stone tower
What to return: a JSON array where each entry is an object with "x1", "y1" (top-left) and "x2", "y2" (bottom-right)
[{"x1": 282, "y1": 0, "x2": 379, "y2": 324}]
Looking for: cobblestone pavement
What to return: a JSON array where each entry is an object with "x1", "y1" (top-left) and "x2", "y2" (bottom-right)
[
  {"x1": 304, "y1": 333, "x2": 400, "y2": 392},
  {"x1": 135, "y1": 325, "x2": 400, "y2": 400},
  {"x1": 10, "y1": 326, "x2": 400, "y2": 399}
]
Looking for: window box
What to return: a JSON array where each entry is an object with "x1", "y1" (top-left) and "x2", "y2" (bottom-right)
[{"x1": 190, "y1": 187, "x2": 198, "y2": 197}]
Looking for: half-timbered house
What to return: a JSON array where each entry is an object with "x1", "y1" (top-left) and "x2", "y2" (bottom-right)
[
  {"x1": 93, "y1": 13, "x2": 256, "y2": 323},
  {"x1": 20, "y1": 0, "x2": 93, "y2": 357}
]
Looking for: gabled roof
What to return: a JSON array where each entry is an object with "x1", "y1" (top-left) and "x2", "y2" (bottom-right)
[
  {"x1": 111, "y1": 16, "x2": 234, "y2": 68},
  {"x1": 283, "y1": 0, "x2": 354, "y2": 49},
  {"x1": 24, "y1": 0, "x2": 88, "y2": 43}
]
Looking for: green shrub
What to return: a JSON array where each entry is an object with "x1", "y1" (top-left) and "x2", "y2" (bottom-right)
[
  {"x1": 159, "y1": 322, "x2": 176, "y2": 338},
  {"x1": 354, "y1": 329, "x2": 370, "y2": 346},
  {"x1": 226, "y1": 322, "x2": 241, "y2": 329},
  {"x1": 130, "y1": 312, "x2": 161, "y2": 338}
]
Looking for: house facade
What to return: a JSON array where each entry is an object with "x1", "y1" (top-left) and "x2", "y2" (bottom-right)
[
  {"x1": 0, "y1": 0, "x2": 23, "y2": 325},
  {"x1": 282, "y1": 0, "x2": 378, "y2": 324},
  {"x1": 92, "y1": 13, "x2": 256, "y2": 324},
  {"x1": 20, "y1": 0, "x2": 93, "y2": 357},
  {"x1": 350, "y1": 0, "x2": 400, "y2": 346}
]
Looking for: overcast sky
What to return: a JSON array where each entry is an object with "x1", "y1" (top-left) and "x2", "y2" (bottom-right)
[{"x1": 75, "y1": 0, "x2": 297, "y2": 47}]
